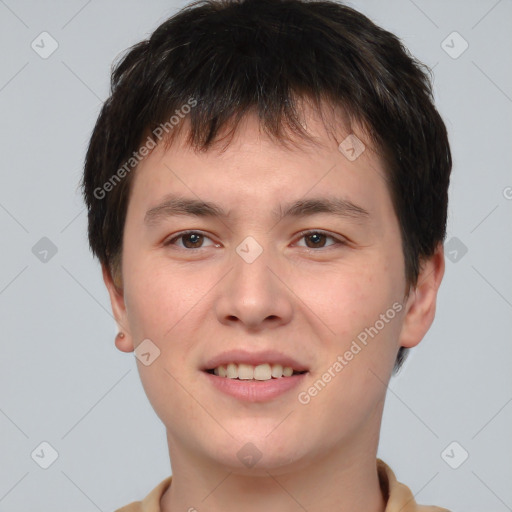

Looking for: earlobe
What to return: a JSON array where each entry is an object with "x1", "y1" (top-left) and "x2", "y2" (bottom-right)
[
  {"x1": 114, "y1": 331, "x2": 134, "y2": 353},
  {"x1": 397, "y1": 243, "x2": 445, "y2": 349},
  {"x1": 101, "y1": 264, "x2": 135, "y2": 353}
]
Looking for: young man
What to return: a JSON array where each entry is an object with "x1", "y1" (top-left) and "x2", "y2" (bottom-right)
[{"x1": 82, "y1": 0, "x2": 451, "y2": 510}]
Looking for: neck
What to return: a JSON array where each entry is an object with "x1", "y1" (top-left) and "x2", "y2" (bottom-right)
[{"x1": 160, "y1": 426, "x2": 387, "y2": 512}]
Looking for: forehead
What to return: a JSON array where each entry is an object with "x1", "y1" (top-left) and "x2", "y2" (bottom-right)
[
  {"x1": 159, "y1": 100, "x2": 375, "y2": 161},
  {"x1": 127, "y1": 105, "x2": 392, "y2": 225}
]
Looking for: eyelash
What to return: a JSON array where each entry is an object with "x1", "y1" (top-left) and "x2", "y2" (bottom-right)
[{"x1": 164, "y1": 229, "x2": 346, "y2": 250}]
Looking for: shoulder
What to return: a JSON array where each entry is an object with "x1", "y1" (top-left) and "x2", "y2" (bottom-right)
[
  {"x1": 114, "y1": 476, "x2": 172, "y2": 512},
  {"x1": 114, "y1": 502, "x2": 142, "y2": 512},
  {"x1": 377, "y1": 458, "x2": 451, "y2": 512}
]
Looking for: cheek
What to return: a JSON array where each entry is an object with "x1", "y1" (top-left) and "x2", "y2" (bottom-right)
[
  {"x1": 292, "y1": 259, "x2": 400, "y2": 343},
  {"x1": 123, "y1": 253, "x2": 203, "y2": 342},
  {"x1": 292, "y1": 258, "x2": 402, "y2": 407},
  {"x1": 122, "y1": 260, "x2": 208, "y2": 428}
]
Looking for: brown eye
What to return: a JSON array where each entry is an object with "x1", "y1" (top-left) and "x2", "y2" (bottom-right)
[
  {"x1": 181, "y1": 232, "x2": 204, "y2": 248},
  {"x1": 165, "y1": 231, "x2": 215, "y2": 249},
  {"x1": 304, "y1": 232, "x2": 328, "y2": 248},
  {"x1": 295, "y1": 230, "x2": 344, "y2": 249}
]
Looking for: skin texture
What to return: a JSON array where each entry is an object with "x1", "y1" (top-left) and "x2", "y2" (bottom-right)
[{"x1": 103, "y1": 106, "x2": 445, "y2": 512}]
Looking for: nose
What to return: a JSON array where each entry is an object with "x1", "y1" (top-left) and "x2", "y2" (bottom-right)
[{"x1": 213, "y1": 242, "x2": 294, "y2": 332}]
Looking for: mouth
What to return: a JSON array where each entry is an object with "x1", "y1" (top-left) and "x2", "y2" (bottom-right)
[
  {"x1": 201, "y1": 350, "x2": 310, "y2": 401},
  {"x1": 204, "y1": 363, "x2": 308, "y2": 380},
  {"x1": 202, "y1": 366, "x2": 308, "y2": 402}
]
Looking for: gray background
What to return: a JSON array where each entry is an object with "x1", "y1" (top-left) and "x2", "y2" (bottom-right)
[{"x1": 0, "y1": 0, "x2": 511, "y2": 510}]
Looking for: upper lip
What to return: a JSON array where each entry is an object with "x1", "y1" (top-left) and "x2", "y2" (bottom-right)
[{"x1": 202, "y1": 349, "x2": 309, "y2": 372}]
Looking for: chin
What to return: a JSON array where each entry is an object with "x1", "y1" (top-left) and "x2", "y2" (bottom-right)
[{"x1": 201, "y1": 428, "x2": 312, "y2": 474}]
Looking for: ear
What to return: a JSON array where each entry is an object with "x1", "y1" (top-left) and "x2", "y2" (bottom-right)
[
  {"x1": 398, "y1": 242, "x2": 445, "y2": 349},
  {"x1": 102, "y1": 264, "x2": 134, "y2": 353}
]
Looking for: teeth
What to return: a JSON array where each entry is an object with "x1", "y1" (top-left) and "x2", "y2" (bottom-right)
[
  {"x1": 227, "y1": 363, "x2": 238, "y2": 378},
  {"x1": 238, "y1": 363, "x2": 254, "y2": 380},
  {"x1": 210, "y1": 363, "x2": 301, "y2": 380},
  {"x1": 254, "y1": 363, "x2": 271, "y2": 380},
  {"x1": 283, "y1": 366, "x2": 293, "y2": 377},
  {"x1": 271, "y1": 364, "x2": 283, "y2": 378}
]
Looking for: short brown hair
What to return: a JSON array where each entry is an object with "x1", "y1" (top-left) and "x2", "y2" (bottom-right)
[{"x1": 82, "y1": 0, "x2": 452, "y2": 374}]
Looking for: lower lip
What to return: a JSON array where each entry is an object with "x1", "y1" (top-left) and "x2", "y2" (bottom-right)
[{"x1": 202, "y1": 371, "x2": 308, "y2": 402}]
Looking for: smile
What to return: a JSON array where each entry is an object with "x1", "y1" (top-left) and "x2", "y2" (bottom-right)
[
  {"x1": 203, "y1": 366, "x2": 308, "y2": 402},
  {"x1": 206, "y1": 362, "x2": 307, "y2": 380}
]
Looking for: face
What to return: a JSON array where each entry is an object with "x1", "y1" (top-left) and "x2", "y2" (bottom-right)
[{"x1": 105, "y1": 108, "x2": 443, "y2": 474}]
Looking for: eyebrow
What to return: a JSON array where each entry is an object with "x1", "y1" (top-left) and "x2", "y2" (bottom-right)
[{"x1": 144, "y1": 194, "x2": 370, "y2": 226}]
